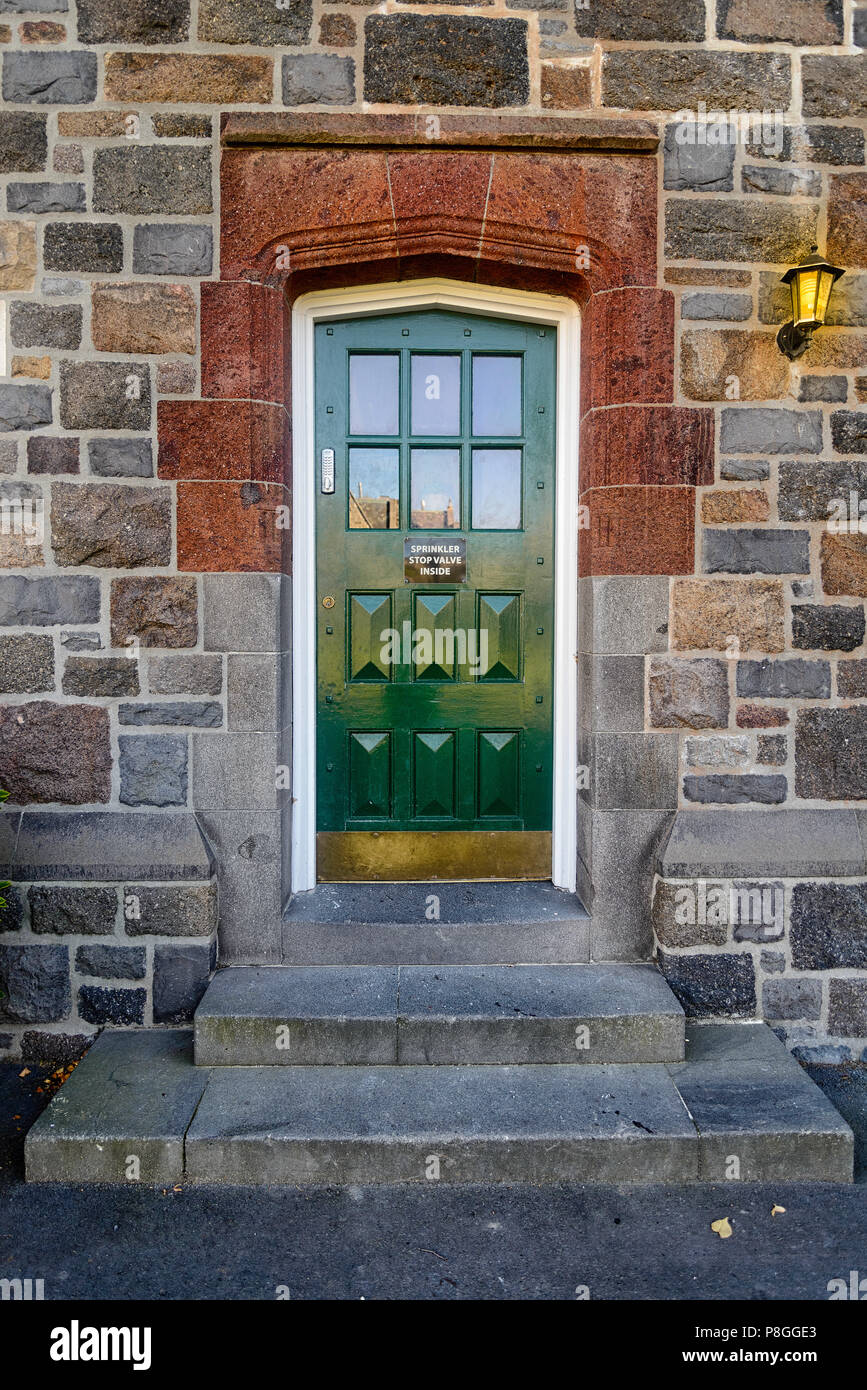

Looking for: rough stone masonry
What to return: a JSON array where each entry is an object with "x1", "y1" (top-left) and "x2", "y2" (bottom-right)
[{"x1": 0, "y1": 0, "x2": 865, "y2": 1064}]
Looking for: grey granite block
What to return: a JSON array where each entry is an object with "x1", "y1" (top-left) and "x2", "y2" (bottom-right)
[
  {"x1": 203, "y1": 574, "x2": 282, "y2": 654},
  {"x1": 659, "y1": 808, "x2": 865, "y2": 878},
  {"x1": 9, "y1": 811, "x2": 213, "y2": 881}
]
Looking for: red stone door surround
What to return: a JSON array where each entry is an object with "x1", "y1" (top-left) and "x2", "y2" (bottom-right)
[{"x1": 158, "y1": 114, "x2": 714, "y2": 583}]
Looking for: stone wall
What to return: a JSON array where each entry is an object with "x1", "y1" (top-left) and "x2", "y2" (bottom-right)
[{"x1": 0, "y1": 0, "x2": 865, "y2": 1057}]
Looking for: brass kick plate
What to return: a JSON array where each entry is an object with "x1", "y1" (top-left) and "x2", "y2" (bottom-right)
[{"x1": 316, "y1": 831, "x2": 552, "y2": 882}]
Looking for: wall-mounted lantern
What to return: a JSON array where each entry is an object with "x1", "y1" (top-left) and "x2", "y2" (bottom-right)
[{"x1": 777, "y1": 245, "x2": 845, "y2": 360}]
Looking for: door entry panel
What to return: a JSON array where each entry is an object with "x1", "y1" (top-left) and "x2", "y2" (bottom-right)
[{"x1": 315, "y1": 308, "x2": 556, "y2": 881}]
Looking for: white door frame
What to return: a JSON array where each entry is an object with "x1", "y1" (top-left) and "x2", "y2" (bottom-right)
[{"x1": 290, "y1": 278, "x2": 581, "y2": 894}]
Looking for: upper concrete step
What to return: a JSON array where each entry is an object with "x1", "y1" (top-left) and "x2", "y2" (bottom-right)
[
  {"x1": 193, "y1": 963, "x2": 685, "y2": 1067},
  {"x1": 25, "y1": 1023, "x2": 854, "y2": 1186},
  {"x1": 282, "y1": 881, "x2": 589, "y2": 965}
]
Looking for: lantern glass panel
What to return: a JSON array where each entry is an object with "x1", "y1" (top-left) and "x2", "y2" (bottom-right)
[
  {"x1": 795, "y1": 267, "x2": 819, "y2": 327},
  {"x1": 815, "y1": 268, "x2": 835, "y2": 325}
]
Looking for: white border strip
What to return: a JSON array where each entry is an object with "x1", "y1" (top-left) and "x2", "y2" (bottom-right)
[{"x1": 291, "y1": 278, "x2": 580, "y2": 894}]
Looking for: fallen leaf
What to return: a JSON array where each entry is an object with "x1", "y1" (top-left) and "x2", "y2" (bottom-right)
[
  {"x1": 18, "y1": 1068, "x2": 29, "y2": 1077},
  {"x1": 711, "y1": 1218, "x2": 733, "y2": 1239},
  {"x1": 771, "y1": 1204, "x2": 786, "y2": 1216}
]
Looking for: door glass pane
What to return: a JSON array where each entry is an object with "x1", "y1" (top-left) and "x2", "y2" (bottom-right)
[
  {"x1": 349, "y1": 447, "x2": 400, "y2": 529},
  {"x1": 472, "y1": 356, "x2": 522, "y2": 437},
  {"x1": 411, "y1": 355, "x2": 460, "y2": 436},
  {"x1": 472, "y1": 449, "x2": 522, "y2": 529},
  {"x1": 410, "y1": 449, "x2": 460, "y2": 529},
  {"x1": 349, "y1": 354, "x2": 399, "y2": 435}
]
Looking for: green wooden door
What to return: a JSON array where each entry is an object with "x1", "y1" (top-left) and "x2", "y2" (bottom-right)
[{"x1": 315, "y1": 308, "x2": 556, "y2": 881}]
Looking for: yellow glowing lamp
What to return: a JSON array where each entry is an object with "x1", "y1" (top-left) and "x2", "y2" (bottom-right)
[{"x1": 777, "y1": 246, "x2": 845, "y2": 360}]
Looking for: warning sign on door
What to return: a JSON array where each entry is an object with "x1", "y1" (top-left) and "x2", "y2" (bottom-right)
[{"x1": 404, "y1": 538, "x2": 467, "y2": 583}]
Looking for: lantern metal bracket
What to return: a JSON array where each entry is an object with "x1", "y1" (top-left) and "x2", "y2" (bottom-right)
[{"x1": 776, "y1": 320, "x2": 813, "y2": 361}]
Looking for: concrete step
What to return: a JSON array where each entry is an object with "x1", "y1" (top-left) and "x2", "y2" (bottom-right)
[
  {"x1": 282, "y1": 881, "x2": 589, "y2": 965},
  {"x1": 26, "y1": 1023, "x2": 854, "y2": 1185},
  {"x1": 193, "y1": 963, "x2": 685, "y2": 1066}
]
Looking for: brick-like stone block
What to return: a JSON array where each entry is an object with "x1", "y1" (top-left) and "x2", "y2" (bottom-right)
[
  {"x1": 59, "y1": 362, "x2": 150, "y2": 432},
  {"x1": 717, "y1": 0, "x2": 842, "y2": 44},
  {"x1": 736, "y1": 704, "x2": 788, "y2": 728},
  {"x1": 198, "y1": 0, "x2": 312, "y2": 45},
  {"x1": 657, "y1": 947, "x2": 756, "y2": 1017},
  {"x1": 110, "y1": 576, "x2": 198, "y2": 649},
  {"x1": 579, "y1": 405, "x2": 713, "y2": 489},
  {"x1": 91, "y1": 283, "x2": 196, "y2": 356},
  {"x1": 76, "y1": 0, "x2": 189, "y2": 43},
  {"x1": 51, "y1": 482, "x2": 171, "y2": 568},
  {"x1": 53, "y1": 145, "x2": 84, "y2": 175},
  {"x1": 579, "y1": 485, "x2": 695, "y2": 577},
  {"x1": 364, "y1": 15, "x2": 529, "y2": 106},
  {"x1": 43, "y1": 222, "x2": 123, "y2": 273},
  {"x1": 720, "y1": 408, "x2": 823, "y2": 456},
  {"x1": 604, "y1": 51, "x2": 790, "y2": 111},
  {"x1": 682, "y1": 293, "x2": 752, "y2": 321},
  {"x1": 9, "y1": 301, "x2": 81, "y2": 350},
  {"x1": 757, "y1": 733, "x2": 787, "y2": 765},
  {"x1": 21, "y1": 1030, "x2": 90, "y2": 1065},
  {"x1": 148, "y1": 654, "x2": 222, "y2": 696},
  {"x1": 799, "y1": 376, "x2": 849, "y2": 404},
  {"x1": 831, "y1": 410, "x2": 867, "y2": 455},
  {"x1": 0, "y1": 383, "x2": 52, "y2": 432},
  {"x1": 199, "y1": 281, "x2": 285, "y2": 404},
  {"x1": 742, "y1": 166, "x2": 821, "y2": 198},
  {"x1": 737, "y1": 658, "x2": 830, "y2": 699},
  {"x1": 828, "y1": 979, "x2": 867, "y2": 1036},
  {"x1": 663, "y1": 125, "x2": 735, "y2": 192},
  {"x1": 828, "y1": 174, "x2": 867, "y2": 269},
  {"x1": 0, "y1": 702, "x2": 110, "y2": 804},
  {"x1": 62, "y1": 656, "x2": 140, "y2": 697},
  {"x1": 29, "y1": 885, "x2": 117, "y2": 936},
  {"x1": 104, "y1": 52, "x2": 273, "y2": 104},
  {"x1": 682, "y1": 330, "x2": 788, "y2": 402},
  {"x1": 666, "y1": 200, "x2": 817, "y2": 264},
  {"x1": 838, "y1": 659, "x2": 867, "y2": 697},
  {"x1": 778, "y1": 459, "x2": 867, "y2": 522},
  {"x1": 75, "y1": 944, "x2": 146, "y2": 981},
  {"x1": 791, "y1": 883, "x2": 867, "y2": 969},
  {"x1": 540, "y1": 63, "x2": 591, "y2": 111},
  {"x1": 577, "y1": 0, "x2": 704, "y2": 40},
  {"x1": 132, "y1": 224, "x2": 212, "y2": 277},
  {"x1": 27, "y1": 436, "x2": 79, "y2": 475},
  {"x1": 78, "y1": 984, "x2": 145, "y2": 1025},
  {"x1": 581, "y1": 289, "x2": 674, "y2": 412},
  {"x1": 795, "y1": 707, "x2": 867, "y2": 799},
  {"x1": 652, "y1": 879, "x2": 729, "y2": 949},
  {"x1": 88, "y1": 438, "x2": 153, "y2": 478},
  {"x1": 319, "y1": 13, "x2": 355, "y2": 46},
  {"x1": 176, "y1": 481, "x2": 284, "y2": 572},
  {"x1": 94, "y1": 147, "x2": 212, "y2": 216},
  {"x1": 6, "y1": 181, "x2": 84, "y2": 214},
  {"x1": 2, "y1": 51, "x2": 97, "y2": 104},
  {"x1": 822, "y1": 531, "x2": 867, "y2": 596},
  {"x1": 157, "y1": 362, "x2": 196, "y2": 396},
  {"x1": 792, "y1": 603, "x2": 865, "y2": 652},
  {"x1": 0, "y1": 574, "x2": 99, "y2": 626},
  {"x1": 123, "y1": 882, "x2": 217, "y2": 937},
  {"x1": 685, "y1": 735, "x2": 749, "y2": 768},
  {"x1": 683, "y1": 774, "x2": 787, "y2": 804},
  {"x1": 119, "y1": 702, "x2": 221, "y2": 728},
  {"x1": 0, "y1": 943, "x2": 69, "y2": 1023},
  {"x1": 153, "y1": 942, "x2": 214, "y2": 1023},
  {"x1": 119, "y1": 734, "x2": 188, "y2": 807},
  {"x1": 762, "y1": 978, "x2": 823, "y2": 1022},
  {"x1": 802, "y1": 56, "x2": 867, "y2": 119},
  {"x1": 671, "y1": 577, "x2": 784, "y2": 652},
  {"x1": 152, "y1": 114, "x2": 212, "y2": 139},
  {"x1": 0, "y1": 633, "x2": 53, "y2": 692},
  {"x1": 701, "y1": 489, "x2": 769, "y2": 524},
  {"x1": 648, "y1": 656, "x2": 729, "y2": 730},
  {"x1": 703, "y1": 529, "x2": 810, "y2": 576},
  {"x1": 0, "y1": 220, "x2": 36, "y2": 290},
  {"x1": 282, "y1": 54, "x2": 355, "y2": 106},
  {"x1": 0, "y1": 112, "x2": 46, "y2": 173}
]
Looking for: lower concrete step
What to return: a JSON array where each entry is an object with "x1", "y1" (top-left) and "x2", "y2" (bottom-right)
[
  {"x1": 194, "y1": 963, "x2": 685, "y2": 1066},
  {"x1": 282, "y1": 881, "x2": 589, "y2": 965},
  {"x1": 26, "y1": 1022, "x2": 854, "y2": 1185}
]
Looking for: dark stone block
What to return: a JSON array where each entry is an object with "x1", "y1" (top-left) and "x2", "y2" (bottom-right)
[
  {"x1": 605, "y1": 51, "x2": 791, "y2": 112},
  {"x1": 0, "y1": 634, "x2": 54, "y2": 693},
  {"x1": 151, "y1": 114, "x2": 212, "y2": 139},
  {"x1": 757, "y1": 734, "x2": 787, "y2": 766},
  {"x1": 110, "y1": 576, "x2": 198, "y2": 649},
  {"x1": 119, "y1": 734, "x2": 188, "y2": 807},
  {"x1": 717, "y1": 0, "x2": 842, "y2": 45},
  {"x1": 838, "y1": 659, "x2": 867, "y2": 697},
  {"x1": 720, "y1": 407, "x2": 823, "y2": 455},
  {"x1": 364, "y1": 15, "x2": 529, "y2": 106},
  {"x1": 198, "y1": 0, "x2": 311, "y2": 45},
  {"x1": 666, "y1": 199, "x2": 815, "y2": 264},
  {"x1": 792, "y1": 603, "x2": 865, "y2": 652},
  {"x1": 828, "y1": 979, "x2": 867, "y2": 1036},
  {"x1": 9, "y1": 302, "x2": 81, "y2": 350},
  {"x1": 798, "y1": 124, "x2": 865, "y2": 166},
  {"x1": 123, "y1": 883, "x2": 217, "y2": 937},
  {"x1": 0, "y1": 944, "x2": 69, "y2": 1023},
  {"x1": 74, "y1": 944, "x2": 146, "y2": 981},
  {"x1": 683, "y1": 774, "x2": 787, "y2": 804},
  {"x1": 778, "y1": 459, "x2": 867, "y2": 522},
  {"x1": 51, "y1": 483, "x2": 171, "y2": 568},
  {"x1": 0, "y1": 703, "x2": 111, "y2": 805},
  {"x1": 795, "y1": 707, "x2": 867, "y2": 799},
  {"x1": 741, "y1": 165, "x2": 821, "y2": 197},
  {"x1": 77, "y1": 0, "x2": 189, "y2": 43},
  {"x1": 737, "y1": 657, "x2": 831, "y2": 698},
  {"x1": 703, "y1": 528, "x2": 810, "y2": 575},
  {"x1": 720, "y1": 458, "x2": 770, "y2": 481},
  {"x1": 78, "y1": 985, "x2": 146, "y2": 1026},
  {"x1": 29, "y1": 885, "x2": 117, "y2": 936},
  {"x1": 11, "y1": 811, "x2": 212, "y2": 882},
  {"x1": 681, "y1": 292, "x2": 751, "y2": 320},
  {"x1": 62, "y1": 657, "x2": 140, "y2": 698},
  {"x1": 93, "y1": 147, "x2": 212, "y2": 216},
  {"x1": 6, "y1": 182, "x2": 84, "y2": 215},
  {"x1": 575, "y1": 0, "x2": 704, "y2": 39},
  {"x1": 88, "y1": 438, "x2": 152, "y2": 478},
  {"x1": 762, "y1": 978, "x2": 823, "y2": 1021},
  {"x1": 118, "y1": 702, "x2": 222, "y2": 728},
  {"x1": 0, "y1": 887, "x2": 23, "y2": 934},
  {"x1": 802, "y1": 56, "x2": 867, "y2": 119},
  {"x1": 132, "y1": 223, "x2": 213, "y2": 277},
  {"x1": 2, "y1": 52, "x2": 97, "y2": 105},
  {"x1": 791, "y1": 882, "x2": 867, "y2": 969},
  {"x1": 0, "y1": 575, "x2": 99, "y2": 627},
  {"x1": 152, "y1": 941, "x2": 214, "y2": 1023},
  {"x1": 26, "y1": 436, "x2": 79, "y2": 475},
  {"x1": 21, "y1": 1030, "x2": 90, "y2": 1065},
  {"x1": 832, "y1": 411, "x2": 867, "y2": 455},
  {"x1": 59, "y1": 361, "x2": 150, "y2": 431},
  {"x1": 282, "y1": 54, "x2": 355, "y2": 105},
  {"x1": 0, "y1": 112, "x2": 47, "y2": 174},
  {"x1": 43, "y1": 222, "x2": 123, "y2": 273},
  {"x1": 0, "y1": 383, "x2": 52, "y2": 432},
  {"x1": 657, "y1": 947, "x2": 756, "y2": 1017},
  {"x1": 799, "y1": 375, "x2": 848, "y2": 403}
]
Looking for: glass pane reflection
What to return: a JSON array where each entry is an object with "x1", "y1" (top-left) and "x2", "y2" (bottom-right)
[
  {"x1": 349, "y1": 354, "x2": 399, "y2": 436},
  {"x1": 349, "y1": 447, "x2": 400, "y2": 529},
  {"x1": 472, "y1": 356, "x2": 522, "y2": 437},
  {"x1": 411, "y1": 449, "x2": 460, "y2": 529},
  {"x1": 472, "y1": 449, "x2": 522, "y2": 529},
  {"x1": 411, "y1": 355, "x2": 461, "y2": 436}
]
